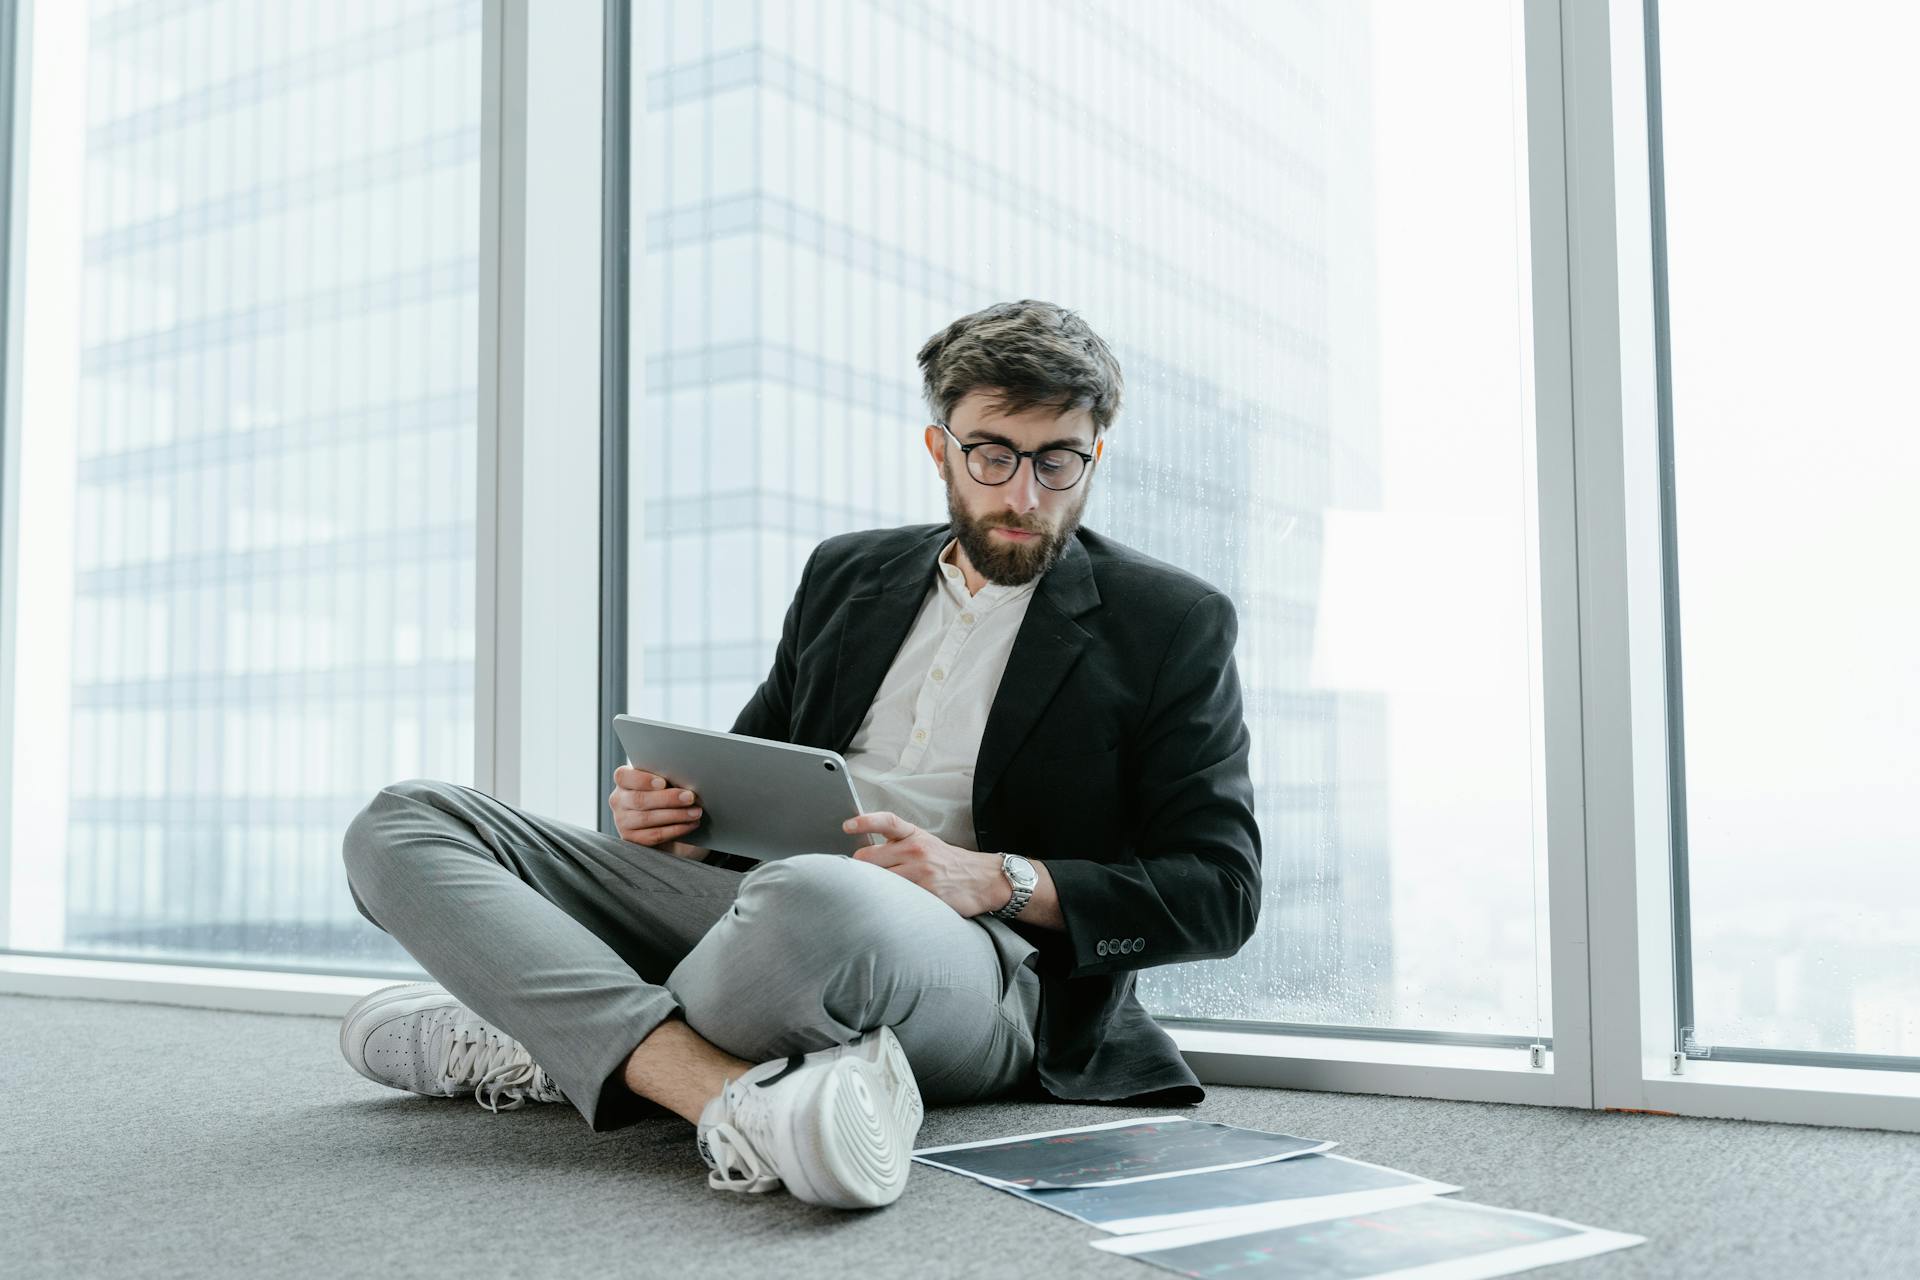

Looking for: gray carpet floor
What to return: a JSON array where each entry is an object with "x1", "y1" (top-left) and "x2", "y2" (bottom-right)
[{"x1": 6, "y1": 992, "x2": 1916, "y2": 1279}]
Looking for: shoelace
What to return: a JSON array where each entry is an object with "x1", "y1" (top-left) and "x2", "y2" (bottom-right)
[
  {"x1": 703, "y1": 1079, "x2": 782, "y2": 1194},
  {"x1": 431, "y1": 1012, "x2": 567, "y2": 1113}
]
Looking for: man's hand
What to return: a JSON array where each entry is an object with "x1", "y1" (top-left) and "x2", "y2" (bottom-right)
[
  {"x1": 608, "y1": 766, "x2": 708, "y2": 860},
  {"x1": 844, "y1": 812, "x2": 1009, "y2": 917}
]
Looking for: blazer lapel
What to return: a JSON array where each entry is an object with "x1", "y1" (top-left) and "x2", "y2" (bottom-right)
[
  {"x1": 824, "y1": 527, "x2": 950, "y2": 753},
  {"x1": 972, "y1": 532, "x2": 1101, "y2": 811}
]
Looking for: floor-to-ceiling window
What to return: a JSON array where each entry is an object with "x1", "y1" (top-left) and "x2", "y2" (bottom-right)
[
  {"x1": 624, "y1": 0, "x2": 1552, "y2": 1051},
  {"x1": 1650, "y1": 0, "x2": 1920, "y2": 1068},
  {"x1": 1, "y1": 0, "x2": 480, "y2": 977}
]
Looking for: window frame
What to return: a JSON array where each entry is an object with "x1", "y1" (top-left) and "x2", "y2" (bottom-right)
[
  {"x1": 1638, "y1": 0, "x2": 1919, "y2": 1084},
  {"x1": 1159, "y1": 0, "x2": 1597, "y2": 1115},
  {"x1": 1576, "y1": 0, "x2": 1920, "y2": 1129}
]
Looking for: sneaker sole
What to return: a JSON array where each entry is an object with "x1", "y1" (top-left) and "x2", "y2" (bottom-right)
[
  {"x1": 857, "y1": 1026, "x2": 925, "y2": 1147},
  {"x1": 339, "y1": 981, "x2": 463, "y2": 1094},
  {"x1": 780, "y1": 1059, "x2": 911, "y2": 1210}
]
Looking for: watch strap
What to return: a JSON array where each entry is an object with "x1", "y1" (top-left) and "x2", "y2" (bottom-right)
[{"x1": 990, "y1": 853, "x2": 1035, "y2": 920}]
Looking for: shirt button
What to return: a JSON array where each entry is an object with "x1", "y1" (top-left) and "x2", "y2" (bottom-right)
[
  {"x1": 960, "y1": 612, "x2": 976, "y2": 626},
  {"x1": 912, "y1": 728, "x2": 927, "y2": 743},
  {"x1": 931, "y1": 668, "x2": 945, "y2": 681},
  {"x1": 1096, "y1": 940, "x2": 1109, "y2": 956}
]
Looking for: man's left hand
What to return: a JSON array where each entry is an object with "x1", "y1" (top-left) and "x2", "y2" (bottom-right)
[{"x1": 844, "y1": 812, "x2": 1008, "y2": 918}]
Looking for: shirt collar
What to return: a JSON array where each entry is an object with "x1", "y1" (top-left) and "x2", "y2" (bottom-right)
[{"x1": 937, "y1": 538, "x2": 1039, "y2": 608}]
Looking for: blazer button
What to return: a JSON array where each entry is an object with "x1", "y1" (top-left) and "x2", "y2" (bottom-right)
[
  {"x1": 1134, "y1": 937, "x2": 1146, "y2": 951},
  {"x1": 1116, "y1": 938, "x2": 1130, "y2": 954},
  {"x1": 1096, "y1": 940, "x2": 1109, "y2": 956}
]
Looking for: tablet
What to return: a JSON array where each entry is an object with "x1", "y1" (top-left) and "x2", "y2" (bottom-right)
[{"x1": 612, "y1": 714, "x2": 884, "y2": 862}]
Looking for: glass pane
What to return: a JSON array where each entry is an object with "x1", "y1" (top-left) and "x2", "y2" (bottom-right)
[
  {"x1": 3, "y1": 1, "x2": 482, "y2": 975},
  {"x1": 632, "y1": 0, "x2": 1548, "y2": 1039},
  {"x1": 1658, "y1": 2, "x2": 1920, "y2": 1056}
]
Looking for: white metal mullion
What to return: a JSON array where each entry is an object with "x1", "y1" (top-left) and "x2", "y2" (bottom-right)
[
  {"x1": 475, "y1": 0, "x2": 510, "y2": 800},
  {"x1": 1563, "y1": 0, "x2": 1674, "y2": 1120},
  {"x1": 477, "y1": 0, "x2": 602, "y2": 820},
  {"x1": 1523, "y1": 0, "x2": 1597, "y2": 1113},
  {"x1": 1555, "y1": 0, "x2": 1689, "y2": 1118}
]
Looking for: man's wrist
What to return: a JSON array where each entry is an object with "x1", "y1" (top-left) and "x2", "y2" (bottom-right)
[
  {"x1": 992, "y1": 854, "x2": 1063, "y2": 931},
  {"x1": 985, "y1": 851, "x2": 1042, "y2": 920},
  {"x1": 982, "y1": 851, "x2": 1015, "y2": 914}
]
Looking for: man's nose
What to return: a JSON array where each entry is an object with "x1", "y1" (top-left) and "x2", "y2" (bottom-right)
[{"x1": 1000, "y1": 459, "x2": 1043, "y2": 512}]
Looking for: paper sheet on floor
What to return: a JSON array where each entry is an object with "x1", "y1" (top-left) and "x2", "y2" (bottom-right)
[
  {"x1": 1009, "y1": 1152, "x2": 1461, "y2": 1234},
  {"x1": 911, "y1": 1114, "x2": 1332, "y2": 1190},
  {"x1": 1090, "y1": 1195, "x2": 1645, "y2": 1278}
]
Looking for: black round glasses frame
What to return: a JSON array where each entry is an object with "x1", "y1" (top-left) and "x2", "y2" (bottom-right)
[{"x1": 937, "y1": 421, "x2": 1096, "y2": 491}]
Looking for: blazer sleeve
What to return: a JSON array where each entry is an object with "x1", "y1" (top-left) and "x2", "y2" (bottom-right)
[
  {"x1": 1040, "y1": 590, "x2": 1263, "y2": 977},
  {"x1": 729, "y1": 542, "x2": 820, "y2": 743}
]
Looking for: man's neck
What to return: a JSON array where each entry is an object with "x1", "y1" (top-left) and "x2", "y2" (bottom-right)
[{"x1": 943, "y1": 540, "x2": 990, "y2": 597}]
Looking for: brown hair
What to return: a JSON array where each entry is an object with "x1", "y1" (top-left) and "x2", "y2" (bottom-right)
[{"x1": 916, "y1": 300, "x2": 1124, "y2": 435}]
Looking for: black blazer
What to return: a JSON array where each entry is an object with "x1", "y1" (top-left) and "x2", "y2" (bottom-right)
[{"x1": 728, "y1": 521, "x2": 1262, "y2": 1105}]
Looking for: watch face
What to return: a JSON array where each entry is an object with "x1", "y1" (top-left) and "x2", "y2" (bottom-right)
[{"x1": 1005, "y1": 855, "x2": 1037, "y2": 888}]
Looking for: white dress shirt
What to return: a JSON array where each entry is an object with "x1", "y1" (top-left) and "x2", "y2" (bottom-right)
[{"x1": 843, "y1": 538, "x2": 1037, "y2": 851}]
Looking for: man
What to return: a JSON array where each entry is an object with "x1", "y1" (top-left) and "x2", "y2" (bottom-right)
[{"x1": 338, "y1": 299, "x2": 1261, "y2": 1212}]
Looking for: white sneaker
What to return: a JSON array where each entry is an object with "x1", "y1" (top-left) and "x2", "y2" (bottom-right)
[
  {"x1": 340, "y1": 981, "x2": 568, "y2": 1114},
  {"x1": 695, "y1": 1026, "x2": 919, "y2": 1209}
]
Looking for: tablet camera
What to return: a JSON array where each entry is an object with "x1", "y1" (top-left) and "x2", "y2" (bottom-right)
[{"x1": 823, "y1": 760, "x2": 837, "y2": 772}]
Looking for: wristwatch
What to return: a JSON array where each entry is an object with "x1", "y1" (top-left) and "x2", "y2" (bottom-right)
[{"x1": 989, "y1": 853, "x2": 1038, "y2": 920}]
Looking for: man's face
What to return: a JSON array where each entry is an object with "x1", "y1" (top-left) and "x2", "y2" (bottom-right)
[{"x1": 924, "y1": 389, "x2": 1102, "y2": 587}]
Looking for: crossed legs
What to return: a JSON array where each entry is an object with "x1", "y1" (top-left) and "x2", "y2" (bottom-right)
[{"x1": 341, "y1": 778, "x2": 1038, "y2": 1131}]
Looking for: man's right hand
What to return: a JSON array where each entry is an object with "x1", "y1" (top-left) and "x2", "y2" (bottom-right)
[{"x1": 609, "y1": 766, "x2": 708, "y2": 860}]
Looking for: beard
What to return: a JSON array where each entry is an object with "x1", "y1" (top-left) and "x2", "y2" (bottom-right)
[{"x1": 942, "y1": 460, "x2": 1090, "y2": 587}]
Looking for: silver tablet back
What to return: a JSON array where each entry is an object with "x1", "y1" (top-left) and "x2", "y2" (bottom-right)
[{"x1": 612, "y1": 714, "x2": 881, "y2": 862}]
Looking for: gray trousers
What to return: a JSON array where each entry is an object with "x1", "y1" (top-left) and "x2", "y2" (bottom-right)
[{"x1": 340, "y1": 778, "x2": 1043, "y2": 1132}]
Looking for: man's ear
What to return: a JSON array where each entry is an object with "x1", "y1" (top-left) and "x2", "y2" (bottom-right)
[
  {"x1": 924, "y1": 424, "x2": 946, "y2": 467},
  {"x1": 1094, "y1": 437, "x2": 1105, "y2": 461}
]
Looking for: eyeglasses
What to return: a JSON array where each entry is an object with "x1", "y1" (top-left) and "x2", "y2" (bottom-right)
[{"x1": 938, "y1": 422, "x2": 1096, "y2": 491}]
